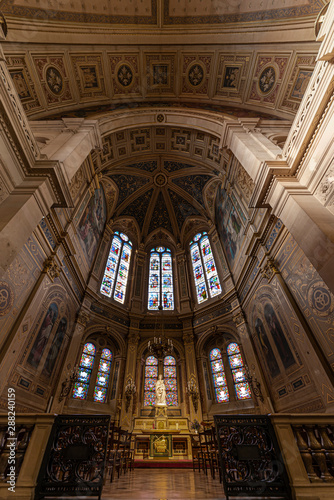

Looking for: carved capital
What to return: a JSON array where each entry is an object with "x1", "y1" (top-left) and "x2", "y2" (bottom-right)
[
  {"x1": 44, "y1": 255, "x2": 61, "y2": 282},
  {"x1": 260, "y1": 257, "x2": 279, "y2": 282},
  {"x1": 183, "y1": 332, "x2": 194, "y2": 345},
  {"x1": 77, "y1": 310, "x2": 90, "y2": 327},
  {"x1": 128, "y1": 333, "x2": 140, "y2": 346},
  {"x1": 232, "y1": 311, "x2": 246, "y2": 327}
]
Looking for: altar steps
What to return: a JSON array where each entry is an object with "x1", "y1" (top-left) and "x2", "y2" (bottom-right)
[{"x1": 134, "y1": 459, "x2": 193, "y2": 468}]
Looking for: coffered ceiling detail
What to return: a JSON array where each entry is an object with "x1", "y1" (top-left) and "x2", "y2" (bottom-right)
[
  {"x1": 5, "y1": 45, "x2": 319, "y2": 121},
  {"x1": 0, "y1": 0, "x2": 324, "y2": 26}
]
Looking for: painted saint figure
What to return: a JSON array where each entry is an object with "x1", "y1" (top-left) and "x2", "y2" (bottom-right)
[{"x1": 155, "y1": 374, "x2": 166, "y2": 406}]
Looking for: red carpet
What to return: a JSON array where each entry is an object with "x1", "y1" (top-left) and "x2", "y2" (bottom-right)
[{"x1": 134, "y1": 460, "x2": 193, "y2": 468}]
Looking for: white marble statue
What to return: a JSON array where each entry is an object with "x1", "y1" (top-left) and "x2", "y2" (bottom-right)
[{"x1": 155, "y1": 374, "x2": 166, "y2": 406}]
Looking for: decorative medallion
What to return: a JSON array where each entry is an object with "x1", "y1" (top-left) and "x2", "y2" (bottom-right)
[
  {"x1": 258, "y1": 66, "x2": 276, "y2": 94},
  {"x1": 157, "y1": 114, "x2": 165, "y2": 123},
  {"x1": 46, "y1": 66, "x2": 63, "y2": 95},
  {"x1": 153, "y1": 65, "x2": 168, "y2": 85},
  {"x1": 154, "y1": 172, "x2": 167, "y2": 187},
  {"x1": 308, "y1": 282, "x2": 334, "y2": 317},
  {"x1": 117, "y1": 64, "x2": 133, "y2": 87},
  {"x1": 0, "y1": 281, "x2": 14, "y2": 317},
  {"x1": 188, "y1": 64, "x2": 204, "y2": 87}
]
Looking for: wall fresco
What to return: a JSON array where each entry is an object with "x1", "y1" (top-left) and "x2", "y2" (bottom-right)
[
  {"x1": 215, "y1": 186, "x2": 244, "y2": 268},
  {"x1": 76, "y1": 187, "x2": 107, "y2": 265}
]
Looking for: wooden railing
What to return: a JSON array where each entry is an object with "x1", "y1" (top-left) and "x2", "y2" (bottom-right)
[
  {"x1": 271, "y1": 414, "x2": 334, "y2": 500},
  {"x1": 0, "y1": 414, "x2": 56, "y2": 500}
]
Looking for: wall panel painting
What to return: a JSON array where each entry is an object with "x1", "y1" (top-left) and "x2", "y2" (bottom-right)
[
  {"x1": 254, "y1": 317, "x2": 280, "y2": 378},
  {"x1": 77, "y1": 187, "x2": 106, "y2": 265},
  {"x1": 42, "y1": 317, "x2": 67, "y2": 377},
  {"x1": 215, "y1": 186, "x2": 243, "y2": 267},
  {"x1": 27, "y1": 303, "x2": 58, "y2": 369},
  {"x1": 264, "y1": 303, "x2": 296, "y2": 370}
]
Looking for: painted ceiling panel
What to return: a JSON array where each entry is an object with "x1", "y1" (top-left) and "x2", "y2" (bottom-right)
[
  {"x1": 172, "y1": 174, "x2": 212, "y2": 206},
  {"x1": 148, "y1": 192, "x2": 173, "y2": 235},
  {"x1": 119, "y1": 188, "x2": 153, "y2": 229},
  {"x1": 168, "y1": 188, "x2": 201, "y2": 231},
  {"x1": 111, "y1": 174, "x2": 150, "y2": 207}
]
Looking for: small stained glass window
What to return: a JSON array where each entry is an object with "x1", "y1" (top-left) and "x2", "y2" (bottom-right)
[
  {"x1": 100, "y1": 232, "x2": 132, "y2": 304},
  {"x1": 210, "y1": 348, "x2": 229, "y2": 403},
  {"x1": 148, "y1": 248, "x2": 174, "y2": 311},
  {"x1": 227, "y1": 342, "x2": 251, "y2": 400},
  {"x1": 93, "y1": 348, "x2": 112, "y2": 403},
  {"x1": 144, "y1": 356, "x2": 158, "y2": 406},
  {"x1": 73, "y1": 342, "x2": 96, "y2": 400},
  {"x1": 190, "y1": 233, "x2": 221, "y2": 304},
  {"x1": 164, "y1": 356, "x2": 178, "y2": 406}
]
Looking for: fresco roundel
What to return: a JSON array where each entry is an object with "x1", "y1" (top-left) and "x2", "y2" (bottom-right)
[
  {"x1": 46, "y1": 66, "x2": 63, "y2": 95},
  {"x1": 117, "y1": 64, "x2": 133, "y2": 87},
  {"x1": 0, "y1": 281, "x2": 14, "y2": 316},
  {"x1": 308, "y1": 281, "x2": 334, "y2": 316},
  {"x1": 188, "y1": 64, "x2": 204, "y2": 87},
  {"x1": 258, "y1": 66, "x2": 276, "y2": 94}
]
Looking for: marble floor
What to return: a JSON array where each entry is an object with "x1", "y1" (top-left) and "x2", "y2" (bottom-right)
[{"x1": 101, "y1": 469, "x2": 225, "y2": 499}]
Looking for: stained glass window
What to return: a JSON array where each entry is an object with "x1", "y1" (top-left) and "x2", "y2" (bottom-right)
[
  {"x1": 227, "y1": 342, "x2": 251, "y2": 400},
  {"x1": 73, "y1": 342, "x2": 96, "y2": 400},
  {"x1": 148, "y1": 247, "x2": 174, "y2": 310},
  {"x1": 93, "y1": 348, "x2": 112, "y2": 403},
  {"x1": 164, "y1": 356, "x2": 178, "y2": 406},
  {"x1": 190, "y1": 232, "x2": 221, "y2": 304},
  {"x1": 210, "y1": 348, "x2": 229, "y2": 403},
  {"x1": 100, "y1": 231, "x2": 132, "y2": 304},
  {"x1": 144, "y1": 356, "x2": 158, "y2": 406}
]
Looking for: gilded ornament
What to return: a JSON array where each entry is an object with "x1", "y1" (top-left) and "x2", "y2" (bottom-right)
[
  {"x1": 46, "y1": 66, "x2": 63, "y2": 95},
  {"x1": 0, "y1": 281, "x2": 14, "y2": 317},
  {"x1": 258, "y1": 66, "x2": 276, "y2": 94}
]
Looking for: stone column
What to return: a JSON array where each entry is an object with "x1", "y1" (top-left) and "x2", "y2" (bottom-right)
[
  {"x1": 50, "y1": 309, "x2": 90, "y2": 413},
  {"x1": 182, "y1": 320, "x2": 202, "y2": 422},
  {"x1": 176, "y1": 248, "x2": 191, "y2": 313},
  {"x1": 119, "y1": 325, "x2": 140, "y2": 429},
  {"x1": 131, "y1": 245, "x2": 146, "y2": 312}
]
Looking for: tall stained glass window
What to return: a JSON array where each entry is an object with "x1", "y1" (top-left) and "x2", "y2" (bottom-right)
[
  {"x1": 227, "y1": 343, "x2": 251, "y2": 400},
  {"x1": 73, "y1": 342, "x2": 96, "y2": 400},
  {"x1": 210, "y1": 348, "x2": 229, "y2": 403},
  {"x1": 164, "y1": 356, "x2": 178, "y2": 406},
  {"x1": 100, "y1": 231, "x2": 132, "y2": 304},
  {"x1": 148, "y1": 247, "x2": 174, "y2": 310},
  {"x1": 144, "y1": 356, "x2": 158, "y2": 406},
  {"x1": 190, "y1": 232, "x2": 221, "y2": 304},
  {"x1": 93, "y1": 348, "x2": 112, "y2": 403}
]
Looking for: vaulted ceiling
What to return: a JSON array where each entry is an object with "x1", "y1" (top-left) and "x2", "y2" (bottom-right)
[{"x1": 1, "y1": 0, "x2": 326, "y2": 121}]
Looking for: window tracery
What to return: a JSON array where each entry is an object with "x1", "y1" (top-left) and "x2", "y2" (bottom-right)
[
  {"x1": 100, "y1": 231, "x2": 132, "y2": 304},
  {"x1": 143, "y1": 355, "x2": 158, "y2": 406},
  {"x1": 190, "y1": 232, "x2": 221, "y2": 304},
  {"x1": 73, "y1": 343, "x2": 113, "y2": 403},
  {"x1": 148, "y1": 247, "x2": 174, "y2": 310}
]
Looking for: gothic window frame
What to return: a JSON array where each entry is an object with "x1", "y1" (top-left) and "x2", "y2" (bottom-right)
[
  {"x1": 147, "y1": 246, "x2": 174, "y2": 311},
  {"x1": 100, "y1": 231, "x2": 133, "y2": 305},
  {"x1": 164, "y1": 355, "x2": 178, "y2": 406},
  {"x1": 208, "y1": 340, "x2": 252, "y2": 404},
  {"x1": 72, "y1": 341, "x2": 114, "y2": 404},
  {"x1": 189, "y1": 232, "x2": 222, "y2": 305},
  {"x1": 143, "y1": 355, "x2": 158, "y2": 406}
]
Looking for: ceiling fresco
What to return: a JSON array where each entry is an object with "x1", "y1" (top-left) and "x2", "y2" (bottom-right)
[
  {"x1": 0, "y1": 0, "x2": 324, "y2": 25},
  {"x1": 104, "y1": 158, "x2": 215, "y2": 240},
  {"x1": 4, "y1": 44, "x2": 319, "y2": 121}
]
